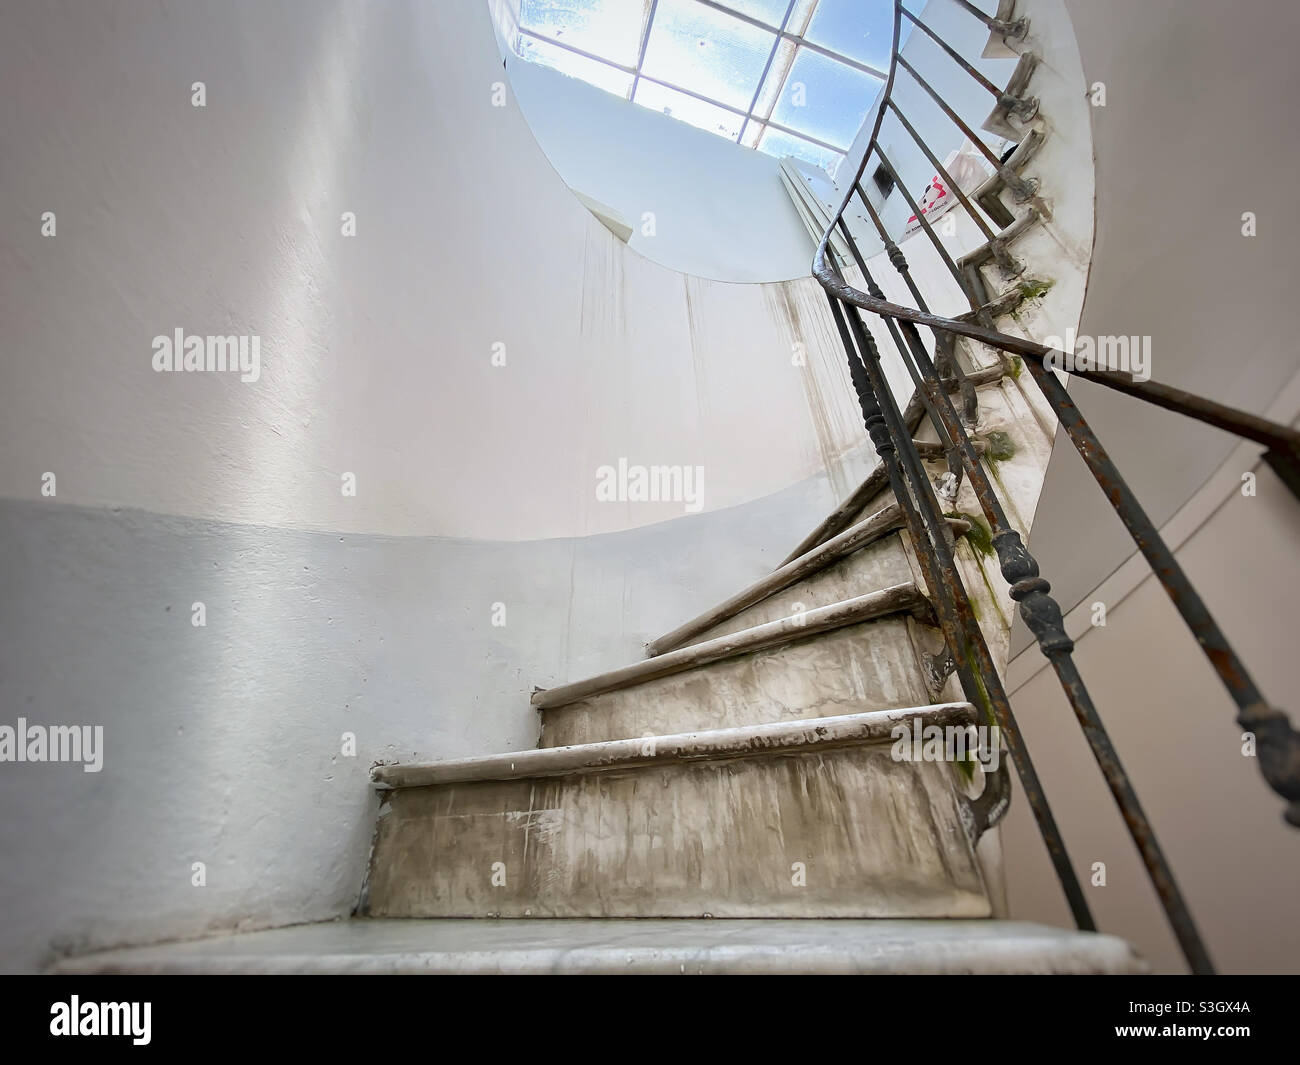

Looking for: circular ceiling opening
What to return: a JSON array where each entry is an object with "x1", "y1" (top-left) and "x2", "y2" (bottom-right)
[{"x1": 497, "y1": 0, "x2": 900, "y2": 283}]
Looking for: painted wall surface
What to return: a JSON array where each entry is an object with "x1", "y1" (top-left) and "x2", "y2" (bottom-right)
[
  {"x1": 13, "y1": 0, "x2": 1285, "y2": 979},
  {"x1": 506, "y1": 57, "x2": 817, "y2": 283},
  {"x1": 0, "y1": 0, "x2": 877, "y2": 972},
  {"x1": 0, "y1": 0, "x2": 1091, "y2": 972},
  {"x1": 0, "y1": 473, "x2": 845, "y2": 972},
  {"x1": 1021, "y1": 0, "x2": 1300, "y2": 637},
  {"x1": 1003, "y1": 450, "x2": 1300, "y2": 974},
  {"x1": 996, "y1": 0, "x2": 1300, "y2": 973},
  {"x1": 0, "y1": 0, "x2": 871, "y2": 544}
]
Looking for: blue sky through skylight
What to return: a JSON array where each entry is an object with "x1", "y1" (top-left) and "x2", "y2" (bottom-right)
[{"x1": 514, "y1": 0, "x2": 905, "y2": 172}]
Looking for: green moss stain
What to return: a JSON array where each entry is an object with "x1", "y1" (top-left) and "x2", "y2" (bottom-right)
[
  {"x1": 1016, "y1": 277, "x2": 1054, "y2": 302},
  {"x1": 985, "y1": 464, "x2": 1023, "y2": 535},
  {"x1": 982, "y1": 430, "x2": 1016, "y2": 462},
  {"x1": 949, "y1": 510, "x2": 994, "y2": 558},
  {"x1": 943, "y1": 510, "x2": 1009, "y2": 627},
  {"x1": 976, "y1": 558, "x2": 1010, "y2": 629},
  {"x1": 1007, "y1": 356, "x2": 1024, "y2": 379},
  {"x1": 963, "y1": 647, "x2": 1000, "y2": 730},
  {"x1": 988, "y1": 462, "x2": 1007, "y2": 500},
  {"x1": 1009, "y1": 278, "x2": 1054, "y2": 329}
]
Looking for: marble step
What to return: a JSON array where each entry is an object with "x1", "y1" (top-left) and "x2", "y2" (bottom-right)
[
  {"x1": 363, "y1": 705, "x2": 997, "y2": 920},
  {"x1": 779, "y1": 365, "x2": 1007, "y2": 565},
  {"x1": 647, "y1": 503, "x2": 969, "y2": 657},
  {"x1": 51, "y1": 918, "x2": 1145, "y2": 975},
  {"x1": 535, "y1": 584, "x2": 939, "y2": 748}
]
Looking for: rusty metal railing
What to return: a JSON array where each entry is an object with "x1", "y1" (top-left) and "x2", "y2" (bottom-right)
[{"x1": 812, "y1": 0, "x2": 1300, "y2": 976}]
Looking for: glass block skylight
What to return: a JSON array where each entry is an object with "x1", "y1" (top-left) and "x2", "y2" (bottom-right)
[{"x1": 514, "y1": 0, "x2": 905, "y2": 172}]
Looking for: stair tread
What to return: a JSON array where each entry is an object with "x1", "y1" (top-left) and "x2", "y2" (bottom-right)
[
  {"x1": 647, "y1": 503, "x2": 910, "y2": 657},
  {"x1": 51, "y1": 918, "x2": 1145, "y2": 975},
  {"x1": 648, "y1": 506, "x2": 968, "y2": 658},
  {"x1": 372, "y1": 703, "x2": 974, "y2": 789},
  {"x1": 778, "y1": 366, "x2": 1007, "y2": 566},
  {"x1": 531, "y1": 582, "x2": 933, "y2": 711}
]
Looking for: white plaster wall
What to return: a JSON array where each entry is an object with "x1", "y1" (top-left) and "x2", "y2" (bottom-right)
[
  {"x1": 996, "y1": 0, "x2": 1300, "y2": 972},
  {"x1": 0, "y1": 477, "x2": 840, "y2": 973},
  {"x1": 1002, "y1": 437, "x2": 1300, "y2": 973},
  {"x1": 1022, "y1": 0, "x2": 1300, "y2": 632},
  {"x1": 506, "y1": 56, "x2": 817, "y2": 282},
  {"x1": 0, "y1": 0, "x2": 883, "y2": 972},
  {"x1": 16, "y1": 0, "x2": 1283, "y2": 979},
  {"x1": 0, "y1": 0, "x2": 867, "y2": 542}
]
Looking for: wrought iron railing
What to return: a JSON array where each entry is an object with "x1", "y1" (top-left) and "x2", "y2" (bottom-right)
[{"x1": 812, "y1": 0, "x2": 1300, "y2": 975}]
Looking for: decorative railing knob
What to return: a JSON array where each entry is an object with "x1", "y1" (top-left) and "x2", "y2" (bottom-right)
[{"x1": 1238, "y1": 703, "x2": 1300, "y2": 827}]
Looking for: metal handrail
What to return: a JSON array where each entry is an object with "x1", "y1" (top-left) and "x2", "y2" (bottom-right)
[{"x1": 809, "y1": 0, "x2": 1300, "y2": 976}]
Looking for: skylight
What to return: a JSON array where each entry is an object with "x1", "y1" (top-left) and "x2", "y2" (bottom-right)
[{"x1": 514, "y1": 0, "x2": 903, "y2": 173}]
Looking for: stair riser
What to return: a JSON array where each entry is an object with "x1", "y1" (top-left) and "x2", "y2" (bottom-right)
[
  {"x1": 541, "y1": 616, "x2": 934, "y2": 748},
  {"x1": 363, "y1": 745, "x2": 990, "y2": 919},
  {"x1": 687, "y1": 533, "x2": 916, "y2": 647}
]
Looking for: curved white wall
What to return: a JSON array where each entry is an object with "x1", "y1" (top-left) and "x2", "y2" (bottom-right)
[
  {"x1": 1023, "y1": 0, "x2": 1300, "y2": 635},
  {"x1": 0, "y1": 0, "x2": 878, "y2": 971},
  {"x1": 506, "y1": 55, "x2": 818, "y2": 283},
  {"x1": 0, "y1": 0, "x2": 874, "y2": 543},
  {"x1": 1000, "y1": 0, "x2": 1300, "y2": 974},
  {"x1": 0, "y1": 0, "x2": 1150, "y2": 975}
]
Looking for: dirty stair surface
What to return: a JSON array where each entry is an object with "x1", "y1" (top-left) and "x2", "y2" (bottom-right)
[{"x1": 53, "y1": 918, "x2": 1144, "y2": 975}]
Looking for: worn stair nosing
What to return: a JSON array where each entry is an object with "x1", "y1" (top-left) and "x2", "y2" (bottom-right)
[
  {"x1": 973, "y1": 127, "x2": 1046, "y2": 213},
  {"x1": 779, "y1": 367, "x2": 1007, "y2": 566},
  {"x1": 981, "y1": 53, "x2": 1040, "y2": 141},
  {"x1": 530, "y1": 582, "x2": 933, "y2": 711},
  {"x1": 956, "y1": 283, "x2": 1029, "y2": 326},
  {"x1": 779, "y1": 465, "x2": 892, "y2": 568},
  {"x1": 915, "y1": 439, "x2": 987, "y2": 462},
  {"x1": 371, "y1": 702, "x2": 976, "y2": 790},
  {"x1": 958, "y1": 208, "x2": 1041, "y2": 271},
  {"x1": 648, "y1": 504, "x2": 968, "y2": 657}
]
